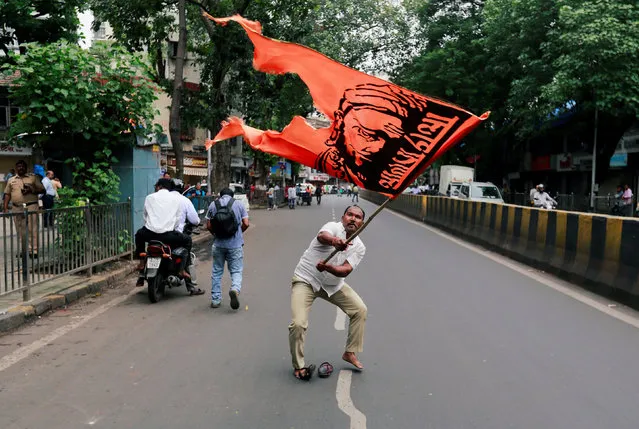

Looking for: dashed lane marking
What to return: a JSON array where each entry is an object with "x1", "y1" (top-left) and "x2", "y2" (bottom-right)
[
  {"x1": 334, "y1": 308, "x2": 346, "y2": 330},
  {"x1": 333, "y1": 196, "x2": 366, "y2": 427},
  {"x1": 337, "y1": 369, "x2": 367, "y2": 429}
]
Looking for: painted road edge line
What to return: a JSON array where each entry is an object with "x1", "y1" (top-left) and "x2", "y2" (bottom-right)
[
  {"x1": 337, "y1": 370, "x2": 367, "y2": 429},
  {"x1": 331, "y1": 201, "x2": 348, "y2": 331},
  {"x1": 384, "y1": 206, "x2": 639, "y2": 330},
  {"x1": 0, "y1": 287, "x2": 140, "y2": 373}
]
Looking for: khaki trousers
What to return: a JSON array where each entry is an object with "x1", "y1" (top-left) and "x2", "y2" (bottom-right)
[
  {"x1": 12, "y1": 206, "x2": 39, "y2": 254},
  {"x1": 289, "y1": 277, "x2": 367, "y2": 370}
]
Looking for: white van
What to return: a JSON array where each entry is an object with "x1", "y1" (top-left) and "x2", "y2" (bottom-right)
[{"x1": 457, "y1": 182, "x2": 504, "y2": 204}]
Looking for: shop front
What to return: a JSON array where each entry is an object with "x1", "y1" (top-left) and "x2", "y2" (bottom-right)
[{"x1": 166, "y1": 155, "x2": 208, "y2": 186}]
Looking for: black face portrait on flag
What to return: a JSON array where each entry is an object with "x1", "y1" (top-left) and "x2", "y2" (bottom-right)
[{"x1": 316, "y1": 83, "x2": 474, "y2": 195}]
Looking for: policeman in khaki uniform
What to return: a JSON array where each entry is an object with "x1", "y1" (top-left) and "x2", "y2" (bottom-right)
[{"x1": 3, "y1": 160, "x2": 44, "y2": 256}]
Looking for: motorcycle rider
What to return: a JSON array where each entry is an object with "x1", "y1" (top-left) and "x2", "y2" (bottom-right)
[
  {"x1": 532, "y1": 184, "x2": 558, "y2": 209},
  {"x1": 134, "y1": 179, "x2": 192, "y2": 286},
  {"x1": 171, "y1": 179, "x2": 205, "y2": 295},
  {"x1": 529, "y1": 184, "x2": 540, "y2": 206}
]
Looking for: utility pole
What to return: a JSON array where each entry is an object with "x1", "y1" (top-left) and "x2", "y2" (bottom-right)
[
  {"x1": 206, "y1": 129, "x2": 212, "y2": 195},
  {"x1": 590, "y1": 108, "x2": 598, "y2": 210}
]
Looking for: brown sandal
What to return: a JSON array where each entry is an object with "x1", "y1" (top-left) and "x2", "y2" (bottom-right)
[{"x1": 294, "y1": 364, "x2": 316, "y2": 381}]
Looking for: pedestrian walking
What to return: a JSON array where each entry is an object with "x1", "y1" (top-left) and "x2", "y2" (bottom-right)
[
  {"x1": 315, "y1": 185, "x2": 322, "y2": 205},
  {"x1": 206, "y1": 188, "x2": 250, "y2": 309},
  {"x1": 622, "y1": 184, "x2": 634, "y2": 217},
  {"x1": 3, "y1": 160, "x2": 45, "y2": 257},
  {"x1": 41, "y1": 170, "x2": 56, "y2": 227},
  {"x1": 186, "y1": 182, "x2": 205, "y2": 211},
  {"x1": 267, "y1": 184, "x2": 275, "y2": 210},
  {"x1": 288, "y1": 185, "x2": 297, "y2": 209},
  {"x1": 274, "y1": 184, "x2": 280, "y2": 210},
  {"x1": 351, "y1": 185, "x2": 359, "y2": 202},
  {"x1": 289, "y1": 205, "x2": 368, "y2": 380}
]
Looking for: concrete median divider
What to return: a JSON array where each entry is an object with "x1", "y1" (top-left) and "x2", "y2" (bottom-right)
[{"x1": 362, "y1": 190, "x2": 639, "y2": 309}]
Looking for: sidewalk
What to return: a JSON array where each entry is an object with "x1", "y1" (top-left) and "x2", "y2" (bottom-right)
[{"x1": 0, "y1": 232, "x2": 213, "y2": 333}]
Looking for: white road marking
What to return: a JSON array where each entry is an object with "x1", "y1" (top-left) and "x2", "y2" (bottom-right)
[
  {"x1": 386, "y1": 208, "x2": 639, "y2": 330},
  {"x1": 334, "y1": 308, "x2": 346, "y2": 330},
  {"x1": 331, "y1": 201, "x2": 347, "y2": 330},
  {"x1": 0, "y1": 287, "x2": 140, "y2": 373},
  {"x1": 337, "y1": 370, "x2": 367, "y2": 429},
  {"x1": 333, "y1": 198, "x2": 365, "y2": 427}
]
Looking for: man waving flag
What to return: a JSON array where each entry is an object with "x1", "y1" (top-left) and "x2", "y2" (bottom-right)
[{"x1": 205, "y1": 14, "x2": 489, "y2": 198}]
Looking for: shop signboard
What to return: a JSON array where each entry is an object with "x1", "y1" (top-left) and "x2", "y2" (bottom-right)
[
  {"x1": 609, "y1": 152, "x2": 628, "y2": 168},
  {"x1": 0, "y1": 143, "x2": 32, "y2": 156}
]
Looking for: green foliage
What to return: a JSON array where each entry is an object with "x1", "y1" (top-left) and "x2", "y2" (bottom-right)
[
  {"x1": 5, "y1": 41, "x2": 159, "y2": 148},
  {"x1": 0, "y1": 0, "x2": 87, "y2": 59},
  {"x1": 393, "y1": 0, "x2": 639, "y2": 182},
  {"x1": 542, "y1": 0, "x2": 639, "y2": 117},
  {"x1": 58, "y1": 149, "x2": 122, "y2": 206},
  {"x1": 4, "y1": 41, "x2": 159, "y2": 202}
]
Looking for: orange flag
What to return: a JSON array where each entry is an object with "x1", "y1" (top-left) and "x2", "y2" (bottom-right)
[{"x1": 205, "y1": 14, "x2": 489, "y2": 198}]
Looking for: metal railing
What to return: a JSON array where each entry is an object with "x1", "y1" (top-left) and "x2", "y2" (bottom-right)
[
  {"x1": 503, "y1": 192, "x2": 636, "y2": 216},
  {"x1": 249, "y1": 189, "x2": 285, "y2": 207},
  {"x1": 0, "y1": 200, "x2": 133, "y2": 300}
]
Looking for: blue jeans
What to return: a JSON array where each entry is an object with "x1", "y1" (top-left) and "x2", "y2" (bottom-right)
[{"x1": 211, "y1": 246, "x2": 244, "y2": 302}]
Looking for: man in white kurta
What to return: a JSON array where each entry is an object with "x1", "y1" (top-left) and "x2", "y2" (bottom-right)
[{"x1": 289, "y1": 205, "x2": 368, "y2": 380}]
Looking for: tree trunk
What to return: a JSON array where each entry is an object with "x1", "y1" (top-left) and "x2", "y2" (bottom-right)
[
  {"x1": 169, "y1": 0, "x2": 187, "y2": 179},
  {"x1": 210, "y1": 142, "x2": 231, "y2": 194}
]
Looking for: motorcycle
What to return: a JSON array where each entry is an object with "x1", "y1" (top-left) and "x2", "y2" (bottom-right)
[
  {"x1": 534, "y1": 201, "x2": 557, "y2": 210},
  {"x1": 140, "y1": 225, "x2": 199, "y2": 303}
]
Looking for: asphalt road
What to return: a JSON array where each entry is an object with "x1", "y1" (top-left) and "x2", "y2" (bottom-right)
[{"x1": 2, "y1": 195, "x2": 639, "y2": 429}]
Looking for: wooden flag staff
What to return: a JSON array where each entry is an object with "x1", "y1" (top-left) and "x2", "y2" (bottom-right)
[{"x1": 323, "y1": 197, "x2": 392, "y2": 264}]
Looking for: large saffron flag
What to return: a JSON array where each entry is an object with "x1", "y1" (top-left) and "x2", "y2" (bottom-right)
[{"x1": 205, "y1": 14, "x2": 489, "y2": 198}]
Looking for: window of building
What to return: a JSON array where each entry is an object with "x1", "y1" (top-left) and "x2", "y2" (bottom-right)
[
  {"x1": 0, "y1": 96, "x2": 22, "y2": 130},
  {"x1": 169, "y1": 41, "x2": 178, "y2": 58},
  {"x1": 94, "y1": 24, "x2": 107, "y2": 40}
]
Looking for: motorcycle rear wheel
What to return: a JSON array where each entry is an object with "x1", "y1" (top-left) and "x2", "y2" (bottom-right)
[{"x1": 148, "y1": 274, "x2": 165, "y2": 303}]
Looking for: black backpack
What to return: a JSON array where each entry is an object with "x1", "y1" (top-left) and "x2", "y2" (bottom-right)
[{"x1": 210, "y1": 199, "x2": 239, "y2": 238}]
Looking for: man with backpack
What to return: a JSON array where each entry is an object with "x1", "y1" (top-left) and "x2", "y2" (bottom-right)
[{"x1": 206, "y1": 188, "x2": 250, "y2": 309}]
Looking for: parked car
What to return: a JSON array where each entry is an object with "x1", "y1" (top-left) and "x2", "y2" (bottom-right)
[
  {"x1": 457, "y1": 182, "x2": 504, "y2": 204},
  {"x1": 228, "y1": 183, "x2": 250, "y2": 212}
]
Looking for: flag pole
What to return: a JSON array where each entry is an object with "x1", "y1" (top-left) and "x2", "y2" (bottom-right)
[{"x1": 323, "y1": 197, "x2": 392, "y2": 264}]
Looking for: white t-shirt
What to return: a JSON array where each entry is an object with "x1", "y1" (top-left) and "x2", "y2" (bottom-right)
[
  {"x1": 294, "y1": 222, "x2": 366, "y2": 297},
  {"x1": 288, "y1": 187, "x2": 296, "y2": 199},
  {"x1": 143, "y1": 189, "x2": 181, "y2": 234},
  {"x1": 174, "y1": 192, "x2": 200, "y2": 233}
]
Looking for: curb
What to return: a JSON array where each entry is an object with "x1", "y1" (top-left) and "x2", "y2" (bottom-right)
[{"x1": 0, "y1": 261, "x2": 137, "y2": 334}]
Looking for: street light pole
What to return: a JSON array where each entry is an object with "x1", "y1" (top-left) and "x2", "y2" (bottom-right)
[{"x1": 590, "y1": 108, "x2": 598, "y2": 210}]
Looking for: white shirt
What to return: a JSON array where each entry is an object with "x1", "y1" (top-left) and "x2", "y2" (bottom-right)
[
  {"x1": 533, "y1": 191, "x2": 557, "y2": 206},
  {"x1": 143, "y1": 189, "x2": 181, "y2": 234},
  {"x1": 294, "y1": 222, "x2": 366, "y2": 297},
  {"x1": 174, "y1": 191, "x2": 200, "y2": 233},
  {"x1": 288, "y1": 187, "x2": 297, "y2": 199},
  {"x1": 41, "y1": 177, "x2": 56, "y2": 197}
]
